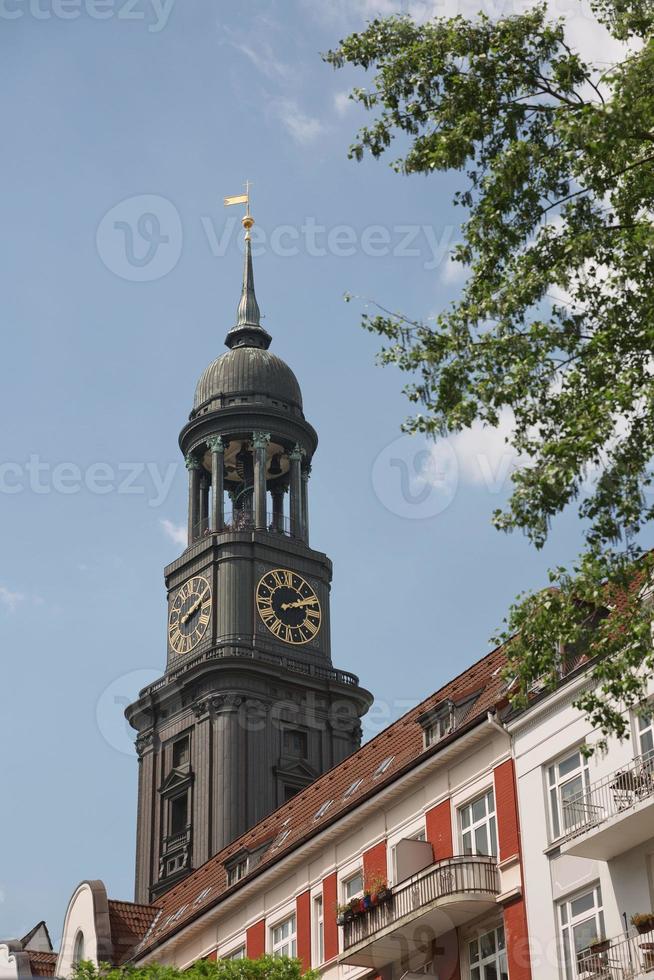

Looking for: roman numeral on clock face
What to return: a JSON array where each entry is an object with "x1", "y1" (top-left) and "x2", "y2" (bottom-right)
[
  {"x1": 256, "y1": 568, "x2": 322, "y2": 646},
  {"x1": 168, "y1": 574, "x2": 212, "y2": 657}
]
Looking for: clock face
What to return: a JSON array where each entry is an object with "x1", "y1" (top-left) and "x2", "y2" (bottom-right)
[
  {"x1": 256, "y1": 568, "x2": 322, "y2": 645},
  {"x1": 168, "y1": 575, "x2": 212, "y2": 656}
]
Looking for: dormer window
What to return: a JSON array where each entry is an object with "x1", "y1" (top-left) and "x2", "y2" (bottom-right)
[
  {"x1": 419, "y1": 701, "x2": 455, "y2": 748},
  {"x1": 226, "y1": 855, "x2": 249, "y2": 886}
]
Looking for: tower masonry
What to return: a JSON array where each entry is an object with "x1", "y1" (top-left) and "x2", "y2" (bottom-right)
[{"x1": 126, "y1": 208, "x2": 372, "y2": 904}]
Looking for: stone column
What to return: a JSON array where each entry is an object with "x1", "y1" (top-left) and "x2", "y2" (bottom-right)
[
  {"x1": 186, "y1": 454, "x2": 202, "y2": 544},
  {"x1": 199, "y1": 472, "x2": 210, "y2": 535},
  {"x1": 208, "y1": 435, "x2": 225, "y2": 532},
  {"x1": 252, "y1": 431, "x2": 271, "y2": 531},
  {"x1": 289, "y1": 444, "x2": 304, "y2": 538},
  {"x1": 301, "y1": 461, "x2": 311, "y2": 544},
  {"x1": 271, "y1": 483, "x2": 286, "y2": 533}
]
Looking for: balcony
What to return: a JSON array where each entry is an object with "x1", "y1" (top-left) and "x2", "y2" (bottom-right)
[
  {"x1": 573, "y1": 925, "x2": 654, "y2": 979},
  {"x1": 561, "y1": 752, "x2": 654, "y2": 860},
  {"x1": 192, "y1": 510, "x2": 296, "y2": 540},
  {"x1": 340, "y1": 856, "x2": 500, "y2": 968}
]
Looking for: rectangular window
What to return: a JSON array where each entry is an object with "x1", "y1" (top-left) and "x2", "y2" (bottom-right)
[
  {"x1": 271, "y1": 914, "x2": 297, "y2": 958},
  {"x1": 637, "y1": 710, "x2": 654, "y2": 760},
  {"x1": 558, "y1": 884, "x2": 605, "y2": 980},
  {"x1": 343, "y1": 871, "x2": 364, "y2": 900},
  {"x1": 172, "y1": 736, "x2": 190, "y2": 769},
  {"x1": 425, "y1": 710, "x2": 453, "y2": 747},
  {"x1": 283, "y1": 729, "x2": 308, "y2": 758},
  {"x1": 169, "y1": 794, "x2": 188, "y2": 836},
  {"x1": 313, "y1": 895, "x2": 324, "y2": 965},
  {"x1": 226, "y1": 857, "x2": 248, "y2": 886},
  {"x1": 223, "y1": 946, "x2": 245, "y2": 961},
  {"x1": 469, "y1": 925, "x2": 508, "y2": 980},
  {"x1": 459, "y1": 789, "x2": 497, "y2": 858},
  {"x1": 547, "y1": 748, "x2": 590, "y2": 839}
]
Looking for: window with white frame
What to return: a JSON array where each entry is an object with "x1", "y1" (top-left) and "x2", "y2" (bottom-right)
[
  {"x1": 425, "y1": 707, "x2": 454, "y2": 747},
  {"x1": 468, "y1": 925, "x2": 507, "y2": 980},
  {"x1": 271, "y1": 914, "x2": 297, "y2": 958},
  {"x1": 459, "y1": 789, "x2": 497, "y2": 858},
  {"x1": 547, "y1": 747, "x2": 590, "y2": 839},
  {"x1": 558, "y1": 883, "x2": 605, "y2": 980},
  {"x1": 313, "y1": 895, "x2": 324, "y2": 965},
  {"x1": 223, "y1": 946, "x2": 245, "y2": 960},
  {"x1": 637, "y1": 709, "x2": 654, "y2": 760},
  {"x1": 226, "y1": 856, "x2": 248, "y2": 886},
  {"x1": 343, "y1": 870, "x2": 364, "y2": 900}
]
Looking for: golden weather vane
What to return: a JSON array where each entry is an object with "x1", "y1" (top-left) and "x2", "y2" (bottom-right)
[{"x1": 224, "y1": 180, "x2": 254, "y2": 239}]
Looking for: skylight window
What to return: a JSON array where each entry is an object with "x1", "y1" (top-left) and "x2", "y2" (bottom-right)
[
  {"x1": 343, "y1": 778, "x2": 363, "y2": 800},
  {"x1": 272, "y1": 829, "x2": 291, "y2": 849},
  {"x1": 193, "y1": 887, "x2": 212, "y2": 907},
  {"x1": 374, "y1": 756, "x2": 394, "y2": 778},
  {"x1": 314, "y1": 799, "x2": 333, "y2": 820}
]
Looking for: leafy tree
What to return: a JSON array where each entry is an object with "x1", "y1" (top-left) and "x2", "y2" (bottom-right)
[
  {"x1": 72, "y1": 956, "x2": 317, "y2": 980},
  {"x1": 325, "y1": 1, "x2": 654, "y2": 746}
]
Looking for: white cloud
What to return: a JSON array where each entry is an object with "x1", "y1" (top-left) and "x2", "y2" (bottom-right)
[
  {"x1": 449, "y1": 410, "x2": 521, "y2": 492},
  {"x1": 274, "y1": 99, "x2": 326, "y2": 144},
  {"x1": 334, "y1": 90, "x2": 353, "y2": 116},
  {"x1": 440, "y1": 250, "x2": 468, "y2": 285},
  {"x1": 160, "y1": 519, "x2": 187, "y2": 546},
  {"x1": 220, "y1": 24, "x2": 294, "y2": 81},
  {"x1": 425, "y1": 410, "x2": 521, "y2": 496},
  {"x1": 305, "y1": 0, "x2": 630, "y2": 66},
  {"x1": 0, "y1": 586, "x2": 25, "y2": 613}
]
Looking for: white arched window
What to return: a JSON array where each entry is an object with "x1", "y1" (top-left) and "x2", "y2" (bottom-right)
[{"x1": 73, "y1": 931, "x2": 85, "y2": 965}]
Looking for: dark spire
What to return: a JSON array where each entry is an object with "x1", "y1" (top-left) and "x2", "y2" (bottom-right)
[{"x1": 224, "y1": 215, "x2": 272, "y2": 351}]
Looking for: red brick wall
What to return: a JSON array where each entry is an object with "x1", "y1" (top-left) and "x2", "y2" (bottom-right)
[
  {"x1": 246, "y1": 918, "x2": 266, "y2": 959},
  {"x1": 363, "y1": 840, "x2": 388, "y2": 889},
  {"x1": 322, "y1": 872, "x2": 339, "y2": 962},
  {"x1": 504, "y1": 897, "x2": 532, "y2": 980},
  {"x1": 205, "y1": 951, "x2": 218, "y2": 961},
  {"x1": 296, "y1": 889, "x2": 312, "y2": 972},
  {"x1": 425, "y1": 799, "x2": 453, "y2": 860},
  {"x1": 494, "y1": 759, "x2": 520, "y2": 862},
  {"x1": 494, "y1": 759, "x2": 532, "y2": 979}
]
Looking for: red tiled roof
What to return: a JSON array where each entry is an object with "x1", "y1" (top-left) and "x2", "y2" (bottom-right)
[
  {"x1": 133, "y1": 643, "x2": 510, "y2": 960},
  {"x1": 108, "y1": 900, "x2": 160, "y2": 965},
  {"x1": 27, "y1": 951, "x2": 58, "y2": 977}
]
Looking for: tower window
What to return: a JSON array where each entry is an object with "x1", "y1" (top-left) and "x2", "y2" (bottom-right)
[
  {"x1": 169, "y1": 793, "x2": 188, "y2": 837},
  {"x1": 283, "y1": 729, "x2": 308, "y2": 758},
  {"x1": 73, "y1": 931, "x2": 85, "y2": 966},
  {"x1": 172, "y1": 736, "x2": 190, "y2": 769}
]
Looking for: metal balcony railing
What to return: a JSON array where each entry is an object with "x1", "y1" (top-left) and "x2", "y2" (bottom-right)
[
  {"x1": 343, "y1": 855, "x2": 499, "y2": 952},
  {"x1": 140, "y1": 639, "x2": 361, "y2": 697},
  {"x1": 574, "y1": 925, "x2": 654, "y2": 978},
  {"x1": 562, "y1": 751, "x2": 654, "y2": 844},
  {"x1": 191, "y1": 510, "x2": 296, "y2": 540}
]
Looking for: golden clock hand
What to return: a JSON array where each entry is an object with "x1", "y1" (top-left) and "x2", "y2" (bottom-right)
[
  {"x1": 281, "y1": 597, "x2": 317, "y2": 610},
  {"x1": 180, "y1": 591, "x2": 208, "y2": 624}
]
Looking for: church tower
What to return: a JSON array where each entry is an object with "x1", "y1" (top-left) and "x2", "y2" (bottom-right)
[{"x1": 126, "y1": 206, "x2": 373, "y2": 904}]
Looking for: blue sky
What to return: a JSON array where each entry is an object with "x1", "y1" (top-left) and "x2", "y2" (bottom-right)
[{"x1": 0, "y1": 0, "x2": 623, "y2": 943}]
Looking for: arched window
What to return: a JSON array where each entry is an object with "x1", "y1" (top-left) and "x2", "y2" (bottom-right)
[{"x1": 73, "y1": 931, "x2": 85, "y2": 965}]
